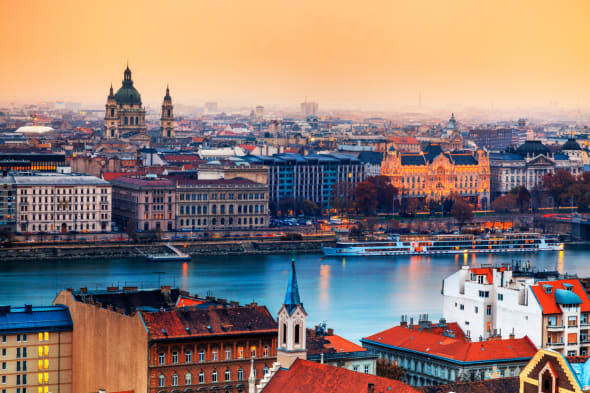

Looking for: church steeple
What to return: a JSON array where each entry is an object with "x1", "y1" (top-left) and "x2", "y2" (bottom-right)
[
  {"x1": 284, "y1": 258, "x2": 302, "y2": 314},
  {"x1": 123, "y1": 65, "x2": 133, "y2": 86},
  {"x1": 277, "y1": 257, "x2": 307, "y2": 369},
  {"x1": 108, "y1": 83, "x2": 114, "y2": 98}
]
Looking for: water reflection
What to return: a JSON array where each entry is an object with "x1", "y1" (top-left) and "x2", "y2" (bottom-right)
[{"x1": 0, "y1": 249, "x2": 587, "y2": 343}]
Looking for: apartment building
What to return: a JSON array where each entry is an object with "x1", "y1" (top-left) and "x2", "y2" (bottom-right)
[
  {"x1": 0, "y1": 305, "x2": 73, "y2": 393},
  {"x1": 442, "y1": 265, "x2": 590, "y2": 356},
  {"x1": 53, "y1": 287, "x2": 276, "y2": 393},
  {"x1": 361, "y1": 317, "x2": 536, "y2": 387},
  {"x1": 11, "y1": 174, "x2": 111, "y2": 234}
]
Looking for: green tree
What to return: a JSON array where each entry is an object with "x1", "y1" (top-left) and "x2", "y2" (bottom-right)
[
  {"x1": 301, "y1": 199, "x2": 320, "y2": 216},
  {"x1": 492, "y1": 194, "x2": 517, "y2": 213}
]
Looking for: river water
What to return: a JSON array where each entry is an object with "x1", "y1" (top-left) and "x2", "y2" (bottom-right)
[{"x1": 0, "y1": 249, "x2": 585, "y2": 343}]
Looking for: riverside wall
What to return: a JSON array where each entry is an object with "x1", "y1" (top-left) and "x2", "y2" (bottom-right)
[{"x1": 0, "y1": 239, "x2": 328, "y2": 262}]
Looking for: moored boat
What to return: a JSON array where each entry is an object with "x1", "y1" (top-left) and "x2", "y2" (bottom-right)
[{"x1": 322, "y1": 232, "x2": 562, "y2": 257}]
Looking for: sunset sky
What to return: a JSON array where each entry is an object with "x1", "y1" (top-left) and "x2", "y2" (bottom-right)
[{"x1": 2, "y1": 0, "x2": 590, "y2": 110}]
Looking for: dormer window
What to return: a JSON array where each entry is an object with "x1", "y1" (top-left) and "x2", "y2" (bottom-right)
[
  {"x1": 477, "y1": 275, "x2": 484, "y2": 284},
  {"x1": 564, "y1": 283, "x2": 573, "y2": 292},
  {"x1": 543, "y1": 285, "x2": 553, "y2": 294}
]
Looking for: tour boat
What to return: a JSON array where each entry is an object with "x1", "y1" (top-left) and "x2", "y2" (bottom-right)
[{"x1": 322, "y1": 233, "x2": 563, "y2": 257}]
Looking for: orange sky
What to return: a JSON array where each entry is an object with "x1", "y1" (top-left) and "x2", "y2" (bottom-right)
[{"x1": 2, "y1": 0, "x2": 590, "y2": 110}]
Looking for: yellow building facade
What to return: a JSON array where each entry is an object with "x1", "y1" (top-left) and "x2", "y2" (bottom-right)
[{"x1": 381, "y1": 144, "x2": 491, "y2": 209}]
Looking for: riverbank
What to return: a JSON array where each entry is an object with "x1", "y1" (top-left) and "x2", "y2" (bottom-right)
[{"x1": 0, "y1": 239, "x2": 328, "y2": 262}]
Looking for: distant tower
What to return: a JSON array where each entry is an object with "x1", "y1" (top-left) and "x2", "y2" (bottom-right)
[
  {"x1": 277, "y1": 258, "x2": 307, "y2": 369},
  {"x1": 161, "y1": 85, "x2": 174, "y2": 138},
  {"x1": 104, "y1": 84, "x2": 118, "y2": 138}
]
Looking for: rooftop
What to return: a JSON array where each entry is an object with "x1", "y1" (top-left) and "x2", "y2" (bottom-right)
[
  {"x1": 12, "y1": 174, "x2": 109, "y2": 186},
  {"x1": 530, "y1": 279, "x2": 590, "y2": 314},
  {"x1": 0, "y1": 305, "x2": 72, "y2": 334},
  {"x1": 260, "y1": 358, "x2": 419, "y2": 393},
  {"x1": 141, "y1": 304, "x2": 277, "y2": 340},
  {"x1": 362, "y1": 322, "x2": 537, "y2": 364},
  {"x1": 417, "y1": 377, "x2": 519, "y2": 393}
]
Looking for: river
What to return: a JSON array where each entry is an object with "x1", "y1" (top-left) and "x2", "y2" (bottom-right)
[{"x1": 0, "y1": 249, "x2": 585, "y2": 343}]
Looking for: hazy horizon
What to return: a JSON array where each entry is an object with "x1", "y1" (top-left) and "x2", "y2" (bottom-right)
[{"x1": 2, "y1": 0, "x2": 590, "y2": 111}]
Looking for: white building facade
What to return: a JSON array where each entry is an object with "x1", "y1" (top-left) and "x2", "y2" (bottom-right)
[{"x1": 14, "y1": 175, "x2": 112, "y2": 234}]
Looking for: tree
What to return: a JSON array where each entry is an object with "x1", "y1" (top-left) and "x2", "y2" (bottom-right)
[
  {"x1": 376, "y1": 358, "x2": 404, "y2": 381},
  {"x1": 492, "y1": 193, "x2": 517, "y2": 213},
  {"x1": 278, "y1": 198, "x2": 298, "y2": 216},
  {"x1": 400, "y1": 198, "x2": 420, "y2": 217},
  {"x1": 366, "y1": 176, "x2": 398, "y2": 212},
  {"x1": 451, "y1": 198, "x2": 474, "y2": 230},
  {"x1": 301, "y1": 199, "x2": 320, "y2": 216},
  {"x1": 543, "y1": 170, "x2": 576, "y2": 206},
  {"x1": 512, "y1": 186, "x2": 530, "y2": 212},
  {"x1": 353, "y1": 181, "x2": 378, "y2": 215},
  {"x1": 428, "y1": 199, "x2": 441, "y2": 216},
  {"x1": 126, "y1": 218, "x2": 137, "y2": 241}
]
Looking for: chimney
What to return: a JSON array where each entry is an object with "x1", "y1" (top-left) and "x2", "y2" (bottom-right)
[
  {"x1": 327, "y1": 328, "x2": 334, "y2": 336},
  {"x1": 123, "y1": 286, "x2": 138, "y2": 291},
  {"x1": 320, "y1": 352, "x2": 324, "y2": 364},
  {"x1": 106, "y1": 286, "x2": 119, "y2": 292},
  {"x1": 368, "y1": 383, "x2": 375, "y2": 393}
]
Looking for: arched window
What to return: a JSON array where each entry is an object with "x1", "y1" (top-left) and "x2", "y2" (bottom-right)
[
  {"x1": 159, "y1": 374, "x2": 165, "y2": 387},
  {"x1": 221, "y1": 218, "x2": 225, "y2": 225},
  {"x1": 294, "y1": 323, "x2": 300, "y2": 344},
  {"x1": 199, "y1": 371, "x2": 205, "y2": 384},
  {"x1": 282, "y1": 323, "x2": 287, "y2": 344},
  {"x1": 212, "y1": 370, "x2": 218, "y2": 383},
  {"x1": 110, "y1": 108, "x2": 114, "y2": 117},
  {"x1": 238, "y1": 368, "x2": 243, "y2": 381},
  {"x1": 212, "y1": 205, "x2": 217, "y2": 214},
  {"x1": 212, "y1": 218, "x2": 217, "y2": 225},
  {"x1": 220, "y1": 205, "x2": 225, "y2": 213},
  {"x1": 172, "y1": 373, "x2": 178, "y2": 386},
  {"x1": 225, "y1": 369, "x2": 231, "y2": 381},
  {"x1": 229, "y1": 205, "x2": 234, "y2": 213},
  {"x1": 167, "y1": 109, "x2": 171, "y2": 117},
  {"x1": 185, "y1": 372, "x2": 192, "y2": 385}
]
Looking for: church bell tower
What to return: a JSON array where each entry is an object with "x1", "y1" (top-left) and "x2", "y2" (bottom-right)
[
  {"x1": 161, "y1": 85, "x2": 175, "y2": 138},
  {"x1": 277, "y1": 258, "x2": 307, "y2": 369},
  {"x1": 104, "y1": 84, "x2": 118, "y2": 138}
]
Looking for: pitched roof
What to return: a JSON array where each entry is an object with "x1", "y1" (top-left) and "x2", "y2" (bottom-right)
[
  {"x1": 306, "y1": 331, "x2": 367, "y2": 356},
  {"x1": 261, "y1": 359, "x2": 419, "y2": 393},
  {"x1": 362, "y1": 324, "x2": 537, "y2": 364},
  {"x1": 417, "y1": 377, "x2": 519, "y2": 393},
  {"x1": 401, "y1": 154, "x2": 426, "y2": 166},
  {"x1": 283, "y1": 259, "x2": 302, "y2": 315},
  {"x1": 530, "y1": 279, "x2": 590, "y2": 314},
  {"x1": 141, "y1": 305, "x2": 277, "y2": 340}
]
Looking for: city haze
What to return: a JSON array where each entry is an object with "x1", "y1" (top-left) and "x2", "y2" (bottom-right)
[{"x1": 2, "y1": 0, "x2": 590, "y2": 110}]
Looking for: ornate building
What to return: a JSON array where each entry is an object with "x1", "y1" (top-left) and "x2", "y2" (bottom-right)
[
  {"x1": 489, "y1": 140, "x2": 586, "y2": 199},
  {"x1": 104, "y1": 66, "x2": 147, "y2": 139},
  {"x1": 381, "y1": 143, "x2": 491, "y2": 209},
  {"x1": 161, "y1": 85, "x2": 175, "y2": 138}
]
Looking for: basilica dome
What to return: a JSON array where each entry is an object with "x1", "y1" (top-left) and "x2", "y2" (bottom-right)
[{"x1": 115, "y1": 66, "x2": 142, "y2": 106}]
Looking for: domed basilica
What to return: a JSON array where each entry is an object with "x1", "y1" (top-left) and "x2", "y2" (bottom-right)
[{"x1": 104, "y1": 66, "x2": 174, "y2": 139}]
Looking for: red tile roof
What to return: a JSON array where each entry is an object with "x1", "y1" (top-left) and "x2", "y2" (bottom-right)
[
  {"x1": 141, "y1": 305, "x2": 276, "y2": 340},
  {"x1": 530, "y1": 279, "x2": 590, "y2": 314},
  {"x1": 261, "y1": 359, "x2": 419, "y2": 393},
  {"x1": 175, "y1": 295, "x2": 205, "y2": 308},
  {"x1": 363, "y1": 324, "x2": 536, "y2": 363},
  {"x1": 470, "y1": 267, "x2": 507, "y2": 284},
  {"x1": 307, "y1": 332, "x2": 366, "y2": 356}
]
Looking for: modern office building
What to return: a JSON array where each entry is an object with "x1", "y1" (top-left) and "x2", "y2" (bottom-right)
[{"x1": 243, "y1": 153, "x2": 364, "y2": 210}]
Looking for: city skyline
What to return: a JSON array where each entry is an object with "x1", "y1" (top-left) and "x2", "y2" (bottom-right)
[{"x1": 2, "y1": 0, "x2": 590, "y2": 110}]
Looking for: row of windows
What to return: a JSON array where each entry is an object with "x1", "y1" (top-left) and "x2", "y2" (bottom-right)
[
  {"x1": 179, "y1": 204, "x2": 264, "y2": 215},
  {"x1": 159, "y1": 346, "x2": 269, "y2": 365},
  {"x1": 158, "y1": 367, "x2": 269, "y2": 387},
  {"x1": 179, "y1": 193, "x2": 266, "y2": 201},
  {"x1": 178, "y1": 217, "x2": 264, "y2": 227},
  {"x1": 19, "y1": 188, "x2": 107, "y2": 195}
]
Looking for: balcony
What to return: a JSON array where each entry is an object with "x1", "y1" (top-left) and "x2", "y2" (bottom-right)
[
  {"x1": 546, "y1": 324, "x2": 565, "y2": 331},
  {"x1": 546, "y1": 341, "x2": 564, "y2": 348}
]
